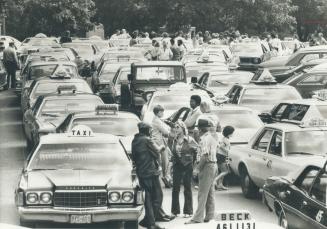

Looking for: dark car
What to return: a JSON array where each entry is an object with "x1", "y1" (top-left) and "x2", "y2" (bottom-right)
[
  {"x1": 263, "y1": 160, "x2": 327, "y2": 229},
  {"x1": 284, "y1": 63, "x2": 327, "y2": 98}
]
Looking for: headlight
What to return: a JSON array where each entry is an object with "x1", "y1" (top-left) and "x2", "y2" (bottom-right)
[
  {"x1": 109, "y1": 192, "x2": 120, "y2": 203},
  {"x1": 122, "y1": 191, "x2": 133, "y2": 203},
  {"x1": 253, "y1": 58, "x2": 261, "y2": 64},
  {"x1": 40, "y1": 192, "x2": 52, "y2": 204},
  {"x1": 26, "y1": 193, "x2": 38, "y2": 204}
]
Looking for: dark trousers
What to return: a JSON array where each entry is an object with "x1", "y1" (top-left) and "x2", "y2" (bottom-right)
[
  {"x1": 171, "y1": 162, "x2": 193, "y2": 215},
  {"x1": 4, "y1": 62, "x2": 17, "y2": 88},
  {"x1": 139, "y1": 175, "x2": 164, "y2": 227}
]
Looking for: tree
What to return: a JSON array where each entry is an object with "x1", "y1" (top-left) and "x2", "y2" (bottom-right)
[{"x1": 5, "y1": 0, "x2": 95, "y2": 39}]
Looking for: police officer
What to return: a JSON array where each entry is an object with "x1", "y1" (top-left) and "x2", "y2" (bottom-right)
[{"x1": 3, "y1": 41, "x2": 19, "y2": 89}]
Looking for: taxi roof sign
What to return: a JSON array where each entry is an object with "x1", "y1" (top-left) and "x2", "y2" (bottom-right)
[
  {"x1": 57, "y1": 85, "x2": 76, "y2": 94},
  {"x1": 95, "y1": 104, "x2": 119, "y2": 114},
  {"x1": 70, "y1": 125, "x2": 94, "y2": 137},
  {"x1": 251, "y1": 68, "x2": 277, "y2": 85}
]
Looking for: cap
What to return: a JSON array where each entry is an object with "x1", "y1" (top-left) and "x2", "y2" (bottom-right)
[{"x1": 197, "y1": 119, "x2": 213, "y2": 128}]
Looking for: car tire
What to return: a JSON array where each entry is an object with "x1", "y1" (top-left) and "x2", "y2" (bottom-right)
[
  {"x1": 240, "y1": 168, "x2": 259, "y2": 199},
  {"x1": 124, "y1": 220, "x2": 139, "y2": 229},
  {"x1": 20, "y1": 219, "x2": 35, "y2": 228},
  {"x1": 278, "y1": 208, "x2": 288, "y2": 229}
]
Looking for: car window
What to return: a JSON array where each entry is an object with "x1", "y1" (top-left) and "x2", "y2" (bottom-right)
[
  {"x1": 253, "y1": 129, "x2": 274, "y2": 152},
  {"x1": 268, "y1": 131, "x2": 283, "y2": 156},
  {"x1": 272, "y1": 104, "x2": 288, "y2": 120},
  {"x1": 295, "y1": 168, "x2": 320, "y2": 194},
  {"x1": 299, "y1": 74, "x2": 327, "y2": 85},
  {"x1": 229, "y1": 87, "x2": 242, "y2": 104},
  {"x1": 300, "y1": 54, "x2": 320, "y2": 64},
  {"x1": 311, "y1": 171, "x2": 327, "y2": 205}
]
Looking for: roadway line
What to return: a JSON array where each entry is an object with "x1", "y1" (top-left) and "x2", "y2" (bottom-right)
[
  {"x1": 0, "y1": 107, "x2": 20, "y2": 112},
  {"x1": 0, "y1": 121, "x2": 22, "y2": 127},
  {"x1": 0, "y1": 140, "x2": 26, "y2": 149}
]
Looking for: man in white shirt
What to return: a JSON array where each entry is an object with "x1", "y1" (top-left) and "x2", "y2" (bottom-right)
[
  {"x1": 159, "y1": 40, "x2": 173, "y2": 61},
  {"x1": 184, "y1": 95, "x2": 202, "y2": 135}
]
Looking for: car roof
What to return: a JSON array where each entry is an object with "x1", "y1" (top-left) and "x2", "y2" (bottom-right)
[
  {"x1": 282, "y1": 98, "x2": 327, "y2": 105},
  {"x1": 265, "y1": 122, "x2": 327, "y2": 132},
  {"x1": 211, "y1": 104, "x2": 256, "y2": 112},
  {"x1": 238, "y1": 83, "x2": 295, "y2": 89},
  {"x1": 153, "y1": 88, "x2": 210, "y2": 97},
  {"x1": 133, "y1": 61, "x2": 183, "y2": 67},
  {"x1": 28, "y1": 60, "x2": 76, "y2": 67},
  {"x1": 309, "y1": 62, "x2": 327, "y2": 72},
  {"x1": 298, "y1": 45, "x2": 327, "y2": 52},
  {"x1": 34, "y1": 77, "x2": 84, "y2": 84},
  {"x1": 39, "y1": 132, "x2": 120, "y2": 145},
  {"x1": 71, "y1": 110, "x2": 140, "y2": 120},
  {"x1": 41, "y1": 92, "x2": 101, "y2": 101}
]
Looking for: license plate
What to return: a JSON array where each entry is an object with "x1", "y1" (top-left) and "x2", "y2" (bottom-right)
[
  {"x1": 217, "y1": 220, "x2": 255, "y2": 229},
  {"x1": 70, "y1": 215, "x2": 91, "y2": 224}
]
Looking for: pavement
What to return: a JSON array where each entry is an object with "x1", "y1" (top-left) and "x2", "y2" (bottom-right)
[{"x1": 0, "y1": 89, "x2": 277, "y2": 228}]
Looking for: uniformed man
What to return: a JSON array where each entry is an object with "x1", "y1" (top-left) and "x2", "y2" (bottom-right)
[{"x1": 3, "y1": 41, "x2": 19, "y2": 89}]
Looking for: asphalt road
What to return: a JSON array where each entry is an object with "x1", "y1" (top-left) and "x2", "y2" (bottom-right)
[{"x1": 0, "y1": 89, "x2": 277, "y2": 228}]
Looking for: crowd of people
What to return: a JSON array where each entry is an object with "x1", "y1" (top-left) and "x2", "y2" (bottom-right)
[{"x1": 131, "y1": 95, "x2": 235, "y2": 229}]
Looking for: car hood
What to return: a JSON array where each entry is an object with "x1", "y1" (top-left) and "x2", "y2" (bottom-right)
[
  {"x1": 37, "y1": 115, "x2": 67, "y2": 131},
  {"x1": 26, "y1": 169, "x2": 133, "y2": 189},
  {"x1": 259, "y1": 56, "x2": 289, "y2": 68}
]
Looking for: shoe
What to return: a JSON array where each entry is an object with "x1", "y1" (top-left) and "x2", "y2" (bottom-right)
[
  {"x1": 184, "y1": 214, "x2": 192, "y2": 218},
  {"x1": 148, "y1": 224, "x2": 165, "y2": 229},
  {"x1": 139, "y1": 219, "x2": 149, "y2": 227},
  {"x1": 164, "y1": 214, "x2": 175, "y2": 220},
  {"x1": 185, "y1": 220, "x2": 201, "y2": 224},
  {"x1": 156, "y1": 217, "x2": 171, "y2": 222},
  {"x1": 204, "y1": 219, "x2": 211, "y2": 222},
  {"x1": 216, "y1": 184, "x2": 228, "y2": 191}
]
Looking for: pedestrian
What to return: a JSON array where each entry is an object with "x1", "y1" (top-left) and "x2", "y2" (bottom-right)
[
  {"x1": 293, "y1": 33, "x2": 301, "y2": 53},
  {"x1": 185, "y1": 119, "x2": 218, "y2": 224},
  {"x1": 110, "y1": 30, "x2": 121, "y2": 39},
  {"x1": 177, "y1": 39, "x2": 185, "y2": 60},
  {"x1": 170, "y1": 39, "x2": 181, "y2": 61},
  {"x1": 159, "y1": 40, "x2": 173, "y2": 61},
  {"x1": 184, "y1": 95, "x2": 202, "y2": 137},
  {"x1": 132, "y1": 122, "x2": 174, "y2": 229},
  {"x1": 317, "y1": 32, "x2": 327, "y2": 45},
  {"x1": 145, "y1": 40, "x2": 160, "y2": 61},
  {"x1": 59, "y1": 30, "x2": 72, "y2": 44},
  {"x1": 3, "y1": 41, "x2": 19, "y2": 90},
  {"x1": 214, "y1": 126, "x2": 235, "y2": 191},
  {"x1": 170, "y1": 120, "x2": 198, "y2": 218},
  {"x1": 162, "y1": 32, "x2": 171, "y2": 48},
  {"x1": 130, "y1": 32, "x2": 138, "y2": 46},
  {"x1": 151, "y1": 105, "x2": 175, "y2": 188},
  {"x1": 119, "y1": 29, "x2": 131, "y2": 39}
]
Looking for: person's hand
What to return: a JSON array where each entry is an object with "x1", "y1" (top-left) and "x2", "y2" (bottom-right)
[{"x1": 193, "y1": 168, "x2": 199, "y2": 177}]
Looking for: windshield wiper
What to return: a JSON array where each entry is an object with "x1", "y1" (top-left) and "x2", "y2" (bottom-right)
[
  {"x1": 215, "y1": 80, "x2": 226, "y2": 85},
  {"x1": 41, "y1": 113, "x2": 60, "y2": 117},
  {"x1": 287, "y1": 152, "x2": 314, "y2": 155}
]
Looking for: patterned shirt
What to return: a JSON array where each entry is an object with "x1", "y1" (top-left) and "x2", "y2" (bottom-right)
[{"x1": 198, "y1": 131, "x2": 218, "y2": 162}]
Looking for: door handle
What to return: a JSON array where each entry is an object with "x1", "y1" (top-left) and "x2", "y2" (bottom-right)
[{"x1": 303, "y1": 201, "x2": 308, "y2": 206}]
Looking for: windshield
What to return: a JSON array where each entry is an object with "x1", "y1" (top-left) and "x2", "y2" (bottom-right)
[
  {"x1": 285, "y1": 131, "x2": 327, "y2": 156},
  {"x1": 231, "y1": 43, "x2": 262, "y2": 54},
  {"x1": 150, "y1": 94, "x2": 210, "y2": 111},
  {"x1": 71, "y1": 117, "x2": 139, "y2": 136},
  {"x1": 28, "y1": 143, "x2": 129, "y2": 170},
  {"x1": 62, "y1": 44, "x2": 94, "y2": 57},
  {"x1": 136, "y1": 66, "x2": 184, "y2": 81},
  {"x1": 29, "y1": 65, "x2": 57, "y2": 80},
  {"x1": 208, "y1": 73, "x2": 253, "y2": 87},
  {"x1": 31, "y1": 82, "x2": 92, "y2": 99},
  {"x1": 240, "y1": 88, "x2": 300, "y2": 105},
  {"x1": 211, "y1": 110, "x2": 262, "y2": 129},
  {"x1": 23, "y1": 38, "x2": 58, "y2": 46},
  {"x1": 38, "y1": 98, "x2": 102, "y2": 117},
  {"x1": 100, "y1": 64, "x2": 123, "y2": 81}
]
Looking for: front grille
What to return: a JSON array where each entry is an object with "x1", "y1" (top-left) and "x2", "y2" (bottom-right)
[{"x1": 53, "y1": 187, "x2": 107, "y2": 208}]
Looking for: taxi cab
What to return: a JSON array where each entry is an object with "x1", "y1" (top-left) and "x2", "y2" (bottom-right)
[
  {"x1": 263, "y1": 161, "x2": 327, "y2": 229},
  {"x1": 229, "y1": 117, "x2": 327, "y2": 199},
  {"x1": 23, "y1": 85, "x2": 104, "y2": 147},
  {"x1": 140, "y1": 83, "x2": 212, "y2": 123},
  {"x1": 17, "y1": 59, "x2": 79, "y2": 96},
  {"x1": 21, "y1": 73, "x2": 92, "y2": 113},
  {"x1": 56, "y1": 104, "x2": 140, "y2": 154},
  {"x1": 15, "y1": 125, "x2": 143, "y2": 228},
  {"x1": 221, "y1": 69, "x2": 302, "y2": 113}
]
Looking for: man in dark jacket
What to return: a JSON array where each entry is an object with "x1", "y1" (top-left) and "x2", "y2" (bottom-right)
[
  {"x1": 132, "y1": 122, "x2": 174, "y2": 229},
  {"x1": 3, "y1": 41, "x2": 19, "y2": 89}
]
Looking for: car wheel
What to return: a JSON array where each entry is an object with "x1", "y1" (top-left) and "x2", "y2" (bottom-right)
[
  {"x1": 240, "y1": 168, "x2": 259, "y2": 199},
  {"x1": 20, "y1": 219, "x2": 35, "y2": 228},
  {"x1": 124, "y1": 220, "x2": 138, "y2": 229},
  {"x1": 278, "y1": 209, "x2": 288, "y2": 229}
]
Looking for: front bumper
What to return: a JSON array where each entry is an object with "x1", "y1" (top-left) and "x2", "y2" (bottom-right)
[
  {"x1": 18, "y1": 205, "x2": 143, "y2": 223},
  {"x1": 237, "y1": 63, "x2": 260, "y2": 71}
]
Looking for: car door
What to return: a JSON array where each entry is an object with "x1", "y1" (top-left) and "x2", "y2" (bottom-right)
[
  {"x1": 247, "y1": 128, "x2": 274, "y2": 187},
  {"x1": 301, "y1": 168, "x2": 327, "y2": 229},
  {"x1": 281, "y1": 167, "x2": 321, "y2": 229},
  {"x1": 296, "y1": 73, "x2": 327, "y2": 98},
  {"x1": 267, "y1": 130, "x2": 290, "y2": 178}
]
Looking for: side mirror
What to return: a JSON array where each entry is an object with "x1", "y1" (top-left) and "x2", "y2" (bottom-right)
[
  {"x1": 191, "y1": 76, "x2": 197, "y2": 84},
  {"x1": 258, "y1": 112, "x2": 273, "y2": 123}
]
